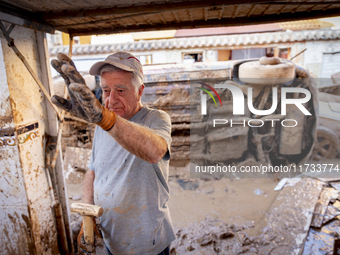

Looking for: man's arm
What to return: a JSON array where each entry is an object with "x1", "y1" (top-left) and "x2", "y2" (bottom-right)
[
  {"x1": 82, "y1": 170, "x2": 95, "y2": 204},
  {"x1": 108, "y1": 115, "x2": 168, "y2": 164}
]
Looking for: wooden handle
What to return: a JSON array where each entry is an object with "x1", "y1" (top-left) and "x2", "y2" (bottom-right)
[
  {"x1": 70, "y1": 203, "x2": 103, "y2": 217},
  {"x1": 83, "y1": 216, "x2": 94, "y2": 246}
]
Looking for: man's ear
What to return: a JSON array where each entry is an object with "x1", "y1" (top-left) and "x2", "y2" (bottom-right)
[{"x1": 138, "y1": 84, "x2": 145, "y2": 99}]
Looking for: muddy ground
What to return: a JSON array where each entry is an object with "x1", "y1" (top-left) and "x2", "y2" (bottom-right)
[{"x1": 65, "y1": 156, "x2": 340, "y2": 254}]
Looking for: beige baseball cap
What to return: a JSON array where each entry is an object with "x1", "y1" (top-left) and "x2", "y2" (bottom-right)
[{"x1": 89, "y1": 51, "x2": 143, "y2": 81}]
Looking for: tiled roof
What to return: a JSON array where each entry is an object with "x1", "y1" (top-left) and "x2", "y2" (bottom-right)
[
  {"x1": 49, "y1": 29, "x2": 340, "y2": 56},
  {"x1": 277, "y1": 19, "x2": 335, "y2": 31}
]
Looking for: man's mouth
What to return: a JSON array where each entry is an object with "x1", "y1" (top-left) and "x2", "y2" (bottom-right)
[{"x1": 109, "y1": 108, "x2": 122, "y2": 112}]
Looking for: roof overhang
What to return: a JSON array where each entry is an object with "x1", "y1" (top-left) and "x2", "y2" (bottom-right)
[{"x1": 0, "y1": 0, "x2": 339, "y2": 36}]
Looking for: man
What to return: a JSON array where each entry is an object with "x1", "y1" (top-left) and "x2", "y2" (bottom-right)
[{"x1": 51, "y1": 52, "x2": 175, "y2": 255}]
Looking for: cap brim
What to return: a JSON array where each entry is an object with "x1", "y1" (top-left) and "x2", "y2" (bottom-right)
[{"x1": 89, "y1": 61, "x2": 135, "y2": 75}]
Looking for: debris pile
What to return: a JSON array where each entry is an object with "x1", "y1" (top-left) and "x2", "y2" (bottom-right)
[
  {"x1": 170, "y1": 178, "x2": 340, "y2": 254},
  {"x1": 303, "y1": 180, "x2": 340, "y2": 254},
  {"x1": 61, "y1": 120, "x2": 95, "y2": 155},
  {"x1": 170, "y1": 217, "x2": 258, "y2": 255}
]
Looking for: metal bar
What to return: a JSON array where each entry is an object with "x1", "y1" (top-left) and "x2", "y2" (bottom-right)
[
  {"x1": 68, "y1": 8, "x2": 340, "y2": 36},
  {"x1": 6, "y1": 23, "x2": 15, "y2": 35},
  {"x1": 290, "y1": 48, "x2": 307, "y2": 61},
  {"x1": 0, "y1": 21, "x2": 61, "y2": 119},
  {"x1": 40, "y1": 0, "x2": 272, "y2": 20}
]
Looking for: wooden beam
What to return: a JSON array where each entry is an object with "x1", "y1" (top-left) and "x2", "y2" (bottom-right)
[
  {"x1": 204, "y1": 8, "x2": 208, "y2": 21},
  {"x1": 291, "y1": 0, "x2": 307, "y2": 13},
  {"x1": 261, "y1": 4, "x2": 272, "y2": 16},
  {"x1": 55, "y1": 11, "x2": 158, "y2": 29},
  {"x1": 188, "y1": 9, "x2": 194, "y2": 22},
  {"x1": 158, "y1": 13, "x2": 167, "y2": 24},
  {"x1": 172, "y1": 10, "x2": 180, "y2": 23},
  {"x1": 247, "y1": 4, "x2": 256, "y2": 17},
  {"x1": 143, "y1": 15, "x2": 153, "y2": 25},
  {"x1": 39, "y1": 0, "x2": 272, "y2": 20},
  {"x1": 218, "y1": 6, "x2": 225, "y2": 20},
  {"x1": 276, "y1": 0, "x2": 292, "y2": 15},
  {"x1": 67, "y1": 8, "x2": 340, "y2": 36},
  {"x1": 232, "y1": 5, "x2": 239, "y2": 18}
]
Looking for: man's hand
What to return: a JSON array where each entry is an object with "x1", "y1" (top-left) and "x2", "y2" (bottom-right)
[
  {"x1": 77, "y1": 219, "x2": 102, "y2": 254},
  {"x1": 51, "y1": 53, "x2": 116, "y2": 130}
]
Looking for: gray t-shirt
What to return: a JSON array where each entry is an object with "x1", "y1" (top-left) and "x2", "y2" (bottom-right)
[{"x1": 88, "y1": 106, "x2": 175, "y2": 255}]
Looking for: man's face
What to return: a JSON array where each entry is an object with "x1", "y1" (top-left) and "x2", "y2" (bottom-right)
[{"x1": 100, "y1": 71, "x2": 144, "y2": 120}]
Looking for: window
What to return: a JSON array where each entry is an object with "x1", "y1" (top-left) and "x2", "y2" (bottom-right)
[
  {"x1": 266, "y1": 48, "x2": 275, "y2": 57},
  {"x1": 73, "y1": 36, "x2": 80, "y2": 45},
  {"x1": 182, "y1": 53, "x2": 203, "y2": 63},
  {"x1": 231, "y1": 48, "x2": 266, "y2": 60},
  {"x1": 136, "y1": 55, "x2": 152, "y2": 65},
  {"x1": 278, "y1": 48, "x2": 290, "y2": 59},
  {"x1": 46, "y1": 31, "x2": 63, "y2": 47}
]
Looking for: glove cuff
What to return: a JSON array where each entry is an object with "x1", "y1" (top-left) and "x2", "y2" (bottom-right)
[{"x1": 97, "y1": 106, "x2": 116, "y2": 131}]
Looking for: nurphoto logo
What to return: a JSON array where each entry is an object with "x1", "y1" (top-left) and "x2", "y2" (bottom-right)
[{"x1": 197, "y1": 82, "x2": 312, "y2": 128}]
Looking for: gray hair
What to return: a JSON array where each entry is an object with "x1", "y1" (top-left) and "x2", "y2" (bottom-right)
[{"x1": 100, "y1": 64, "x2": 143, "y2": 90}]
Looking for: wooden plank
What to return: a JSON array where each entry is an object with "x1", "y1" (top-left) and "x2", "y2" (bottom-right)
[
  {"x1": 68, "y1": 8, "x2": 340, "y2": 36},
  {"x1": 40, "y1": 0, "x2": 269, "y2": 20},
  {"x1": 310, "y1": 187, "x2": 334, "y2": 228}
]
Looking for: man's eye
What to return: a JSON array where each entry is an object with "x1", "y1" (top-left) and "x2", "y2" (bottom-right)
[{"x1": 118, "y1": 90, "x2": 125, "y2": 93}]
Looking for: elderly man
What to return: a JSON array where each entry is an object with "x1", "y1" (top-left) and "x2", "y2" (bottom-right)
[{"x1": 51, "y1": 52, "x2": 175, "y2": 255}]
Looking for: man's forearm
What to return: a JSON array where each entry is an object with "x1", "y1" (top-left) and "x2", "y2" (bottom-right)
[
  {"x1": 107, "y1": 115, "x2": 168, "y2": 164},
  {"x1": 82, "y1": 170, "x2": 95, "y2": 204}
]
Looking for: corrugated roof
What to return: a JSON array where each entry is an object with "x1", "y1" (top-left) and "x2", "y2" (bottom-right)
[{"x1": 49, "y1": 29, "x2": 340, "y2": 56}]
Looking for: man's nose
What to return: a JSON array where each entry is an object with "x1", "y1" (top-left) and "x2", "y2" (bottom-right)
[{"x1": 108, "y1": 91, "x2": 118, "y2": 105}]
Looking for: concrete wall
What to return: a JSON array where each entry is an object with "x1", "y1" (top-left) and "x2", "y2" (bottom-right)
[
  {"x1": 303, "y1": 40, "x2": 340, "y2": 78},
  {"x1": 0, "y1": 25, "x2": 61, "y2": 254}
]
